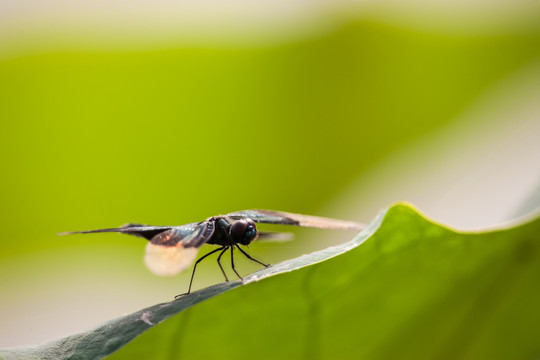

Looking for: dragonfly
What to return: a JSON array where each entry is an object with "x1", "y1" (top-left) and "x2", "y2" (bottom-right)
[{"x1": 61, "y1": 209, "x2": 363, "y2": 297}]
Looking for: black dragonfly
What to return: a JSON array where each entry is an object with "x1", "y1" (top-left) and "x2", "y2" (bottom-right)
[{"x1": 61, "y1": 209, "x2": 363, "y2": 297}]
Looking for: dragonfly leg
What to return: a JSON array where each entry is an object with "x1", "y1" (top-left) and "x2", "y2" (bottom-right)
[
  {"x1": 235, "y1": 244, "x2": 270, "y2": 268},
  {"x1": 175, "y1": 246, "x2": 225, "y2": 298},
  {"x1": 230, "y1": 245, "x2": 243, "y2": 280},
  {"x1": 216, "y1": 246, "x2": 230, "y2": 282}
]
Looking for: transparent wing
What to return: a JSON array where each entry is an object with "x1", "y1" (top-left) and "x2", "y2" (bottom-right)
[
  {"x1": 144, "y1": 242, "x2": 199, "y2": 276},
  {"x1": 227, "y1": 209, "x2": 363, "y2": 230},
  {"x1": 58, "y1": 223, "x2": 173, "y2": 240},
  {"x1": 60, "y1": 222, "x2": 211, "y2": 277},
  {"x1": 179, "y1": 220, "x2": 215, "y2": 248},
  {"x1": 256, "y1": 231, "x2": 294, "y2": 242},
  {"x1": 144, "y1": 221, "x2": 216, "y2": 276},
  {"x1": 147, "y1": 221, "x2": 215, "y2": 248}
]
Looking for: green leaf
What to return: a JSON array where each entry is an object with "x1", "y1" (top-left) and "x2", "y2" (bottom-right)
[{"x1": 2, "y1": 203, "x2": 539, "y2": 360}]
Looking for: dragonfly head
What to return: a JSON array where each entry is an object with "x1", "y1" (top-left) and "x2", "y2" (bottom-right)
[{"x1": 230, "y1": 218, "x2": 258, "y2": 245}]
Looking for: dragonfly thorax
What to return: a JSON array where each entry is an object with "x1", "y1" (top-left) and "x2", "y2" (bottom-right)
[{"x1": 206, "y1": 217, "x2": 258, "y2": 246}]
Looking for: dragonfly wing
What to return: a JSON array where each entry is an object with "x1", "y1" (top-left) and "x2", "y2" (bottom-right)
[
  {"x1": 144, "y1": 221, "x2": 215, "y2": 276},
  {"x1": 59, "y1": 223, "x2": 173, "y2": 240},
  {"x1": 256, "y1": 231, "x2": 294, "y2": 242},
  {"x1": 144, "y1": 242, "x2": 199, "y2": 276},
  {"x1": 227, "y1": 209, "x2": 364, "y2": 230},
  {"x1": 181, "y1": 220, "x2": 216, "y2": 248}
]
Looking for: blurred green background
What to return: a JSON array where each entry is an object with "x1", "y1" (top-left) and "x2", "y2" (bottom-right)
[{"x1": 1, "y1": 1, "x2": 539, "y2": 348}]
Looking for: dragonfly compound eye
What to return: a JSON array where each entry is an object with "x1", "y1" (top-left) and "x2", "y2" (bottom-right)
[{"x1": 231, "y1": 219, "x2": 258, "y2": 245}]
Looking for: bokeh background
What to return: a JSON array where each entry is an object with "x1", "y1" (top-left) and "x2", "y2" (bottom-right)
[{"x1": 1, "y1": 0, "x2": 539, "y2": 348}]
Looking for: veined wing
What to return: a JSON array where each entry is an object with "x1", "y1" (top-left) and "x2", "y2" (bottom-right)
[
  {"x1": 58, "y1": 223, "x2": 174, "y2": 240},
  {"x1": 227, "y1": 209, "x2": 363, "y2": 230},
  {"x1": 256, "y1": 231, "x2": 294, "y2": 242},
  {"x1": 60, "y1": 221, "x2": 216, "y2": 277},
  {"x1": 144, "y1": 220, "x2": 216, "y2": 276},
  {"x1": 144, "y1": 241, "x2": 199, "y2": 277}
]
